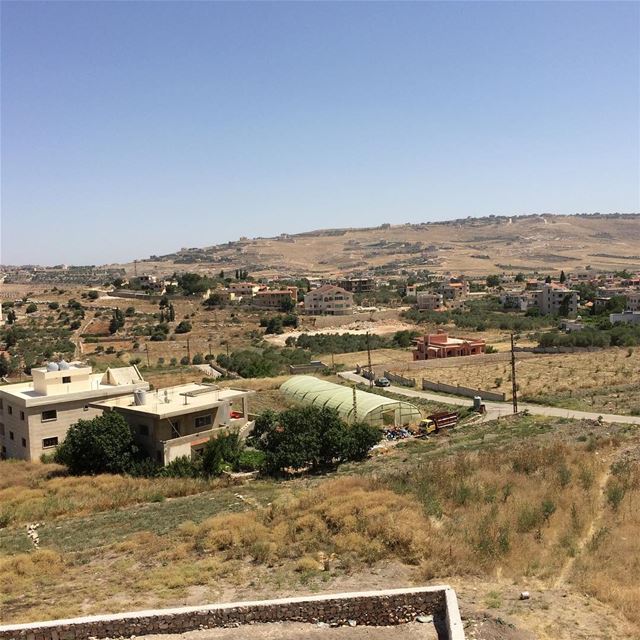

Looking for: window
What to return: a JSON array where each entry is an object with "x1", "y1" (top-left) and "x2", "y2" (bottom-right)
[
  {"x1": 41, "y1": 410, "x2": 57, "y2": 422},
  {"x1": 62, "y1": 376, "x2": 71, "y2": 384},
  {"x1": 83, "y1": 404, "x2": 89, "y2": 411},
  {"x1": 194, "y1": 415, "x2": 213, "y2": 429},
  {"x1": 7, "y1": 406, "x2": 12, "y2": 415},
  {"x1": 42, "y1": 437, "x2": 59, "y2": 449},
  {"x1": 9, "y1": 431, "x2": 14, "y2": 441},
  {"x1": 138, "y1": 424, "x2": 149, "y2": 436},
  {"x1": 20, "y1": 411, "x2": 24, "y2": 421},
  {"x1": 21, "y1": 438, "x2": 26, "y2": 447}
]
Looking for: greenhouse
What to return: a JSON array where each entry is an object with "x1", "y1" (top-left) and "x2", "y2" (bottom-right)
[{"x1": 280, "y1": 375, "x2": 423, "y2": 428}]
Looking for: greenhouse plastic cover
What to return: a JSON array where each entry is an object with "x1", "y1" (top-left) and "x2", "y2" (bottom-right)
[{"x1": 280, "y1": 375, "x2": 422, "y2": 426}]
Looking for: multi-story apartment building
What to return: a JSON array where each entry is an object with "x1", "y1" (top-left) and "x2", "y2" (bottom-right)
[
  {"x1": 500, "y1": 290, "x2": 532, "y2": 311},
  {"x1": 304, "y1": 285, "x2": 354, "y2": 316},
  {"x1": 416, "y1": 292, "x2": 444, "y2": 310},
  {"x1": 0, "y1": 362, "x2": 148, "y2": 461},
  {"x1": 533, "y1": 283, "x2": 579, "y2": 316},
  {"x1": 252, "y1": 287, "x2": 298, "y2": 310},
  {"x1": 336, "y1": 278, "x2": 376, "y2": 294},
  {"x1": 626, "y1": 291, "x2": 640, "y2": 312}
]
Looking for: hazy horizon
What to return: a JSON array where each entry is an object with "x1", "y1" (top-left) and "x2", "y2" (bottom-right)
[{"x1": 2, "y1": 1, "x2": 639, "y2": 265}]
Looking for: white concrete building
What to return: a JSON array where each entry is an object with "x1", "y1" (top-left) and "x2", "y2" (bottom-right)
[
  {"x1": 93, "y1": 383, "x2": 254, "y2": 465},
  {"x1": 227, "y1": 282, "x2": 263, "y2": 298},
  {"x1": 610, "y1": 311, "x2": 640, "y2": 325},
  {"x1": 0, "y1": 363, "x2": 148, "y2": 461}
]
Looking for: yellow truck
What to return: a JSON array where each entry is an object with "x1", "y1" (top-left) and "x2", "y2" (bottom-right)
[{"x1": 419, "y1": 411, "x2": 458, "y2": 435}]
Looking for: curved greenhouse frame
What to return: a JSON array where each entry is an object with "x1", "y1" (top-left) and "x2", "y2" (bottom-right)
[{"x1": 280, "y1": 375, "x2": 422, "y2": 428}]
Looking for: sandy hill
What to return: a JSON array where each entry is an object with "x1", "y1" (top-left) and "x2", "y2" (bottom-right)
[{"x1": 119, "y1": 213, "x2": 640, "y2": 278}]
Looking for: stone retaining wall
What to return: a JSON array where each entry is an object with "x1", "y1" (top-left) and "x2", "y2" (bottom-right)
[{"x1": 0, "y1": 586, "x2": 464, "y2": 640}]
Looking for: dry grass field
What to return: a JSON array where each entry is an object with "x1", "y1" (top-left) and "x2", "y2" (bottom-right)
[
  {"x1": 1, "y1": 415, "x2": 639, "y2": 639},
  {"x1": 395, "y1": 348, "x2": 640, "y2": 415}
]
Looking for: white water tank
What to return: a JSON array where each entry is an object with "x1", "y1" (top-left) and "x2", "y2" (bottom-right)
[{"x1": 134, "y1": 389, "x2": 147, "y2": 406}]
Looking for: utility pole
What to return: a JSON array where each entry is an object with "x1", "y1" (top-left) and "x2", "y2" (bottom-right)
[
  {"x1": 352, "y1": 384, "x2": 357, "y2": 422},
  {"x1": 208, "y1": 335, "x2": 212, "y2": 359},
  {"x1": 510, "y1": 333, "x2": 518, "y2": 414},
  {"x1": 186, "y1": 337, "x2": 191, "y2": 363},
  {"x1": 145, "y1": 343, "x2": 150, "y2": 367},
  {"x1": 366, "y1": 331, "x2": 373, "y2": 387}
]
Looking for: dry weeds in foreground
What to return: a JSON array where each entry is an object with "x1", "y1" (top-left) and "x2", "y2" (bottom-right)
[
  {"x1": 0, "y1": 436, "x2": 617, "y2": 626},
  {"x1": 571, "y1": 455, "x2": 640, "y2": 625},
  {"x1": 0, "y1": 460, "x2": 219, "y2": 526}
]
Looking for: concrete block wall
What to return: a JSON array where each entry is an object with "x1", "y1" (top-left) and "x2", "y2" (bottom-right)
[
  {"x1": 422, "y1": 379, "x2": 506, "y2": 402},
  {"x1": 0, "y1": 586, "x2": 464, "y2": 640},
  {"x1": 383, "y1": 371, "x2": 416, "y2": 387}
]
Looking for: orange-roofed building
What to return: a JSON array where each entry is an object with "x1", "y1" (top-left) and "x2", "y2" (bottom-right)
[{"x1": 412, "y1": 331, "x2": 486, "y2": 361}]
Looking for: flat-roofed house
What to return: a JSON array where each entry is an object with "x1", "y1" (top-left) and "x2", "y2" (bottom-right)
[
  {"x1": 416, "y1": 292, "x2": 444, "y2": 310},
  {"x1": 252, "y1": 287, "x2": 298, "y2": 310},
  {"x1": 413, "y1": 331, "x2": 486, "y2": 361},
  {"x1": 439, "y1": 279, "x2": 469, "y2": 300},
  {"x1": 0, "y1": 362, "x2": 148, "y2": 461},
  {"x1": 533, "y1": 283, "x2": 579, "y2": 316},
  {"x1": 227, "y1": 282, "x2": 264, "y2": 298},
  {"x1": 93, "y1": 383, "x2": 254, "y2": 465}
]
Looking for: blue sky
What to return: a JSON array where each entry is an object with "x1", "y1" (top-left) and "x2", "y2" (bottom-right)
[{"x1": 2, "y1": 1, "x2": 639, "y2": 265}]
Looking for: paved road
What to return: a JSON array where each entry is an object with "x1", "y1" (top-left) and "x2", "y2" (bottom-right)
[{"x1": 338, "y1": 371, "x2": 640, "y2": 426}]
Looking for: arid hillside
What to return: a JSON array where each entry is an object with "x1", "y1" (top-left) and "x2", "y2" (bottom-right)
[{"x1": 114, "y1": 213, "x2": 640, "y2": 278}]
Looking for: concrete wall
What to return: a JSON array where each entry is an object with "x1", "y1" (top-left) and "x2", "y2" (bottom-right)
[
  {"x1": 391, "y1": 350, "x2": 542, "y2": 373},
  {"x1": 422, "y1": 379, "x2": 506, "y2": 402},
  {"x1": 0, "y1": 586, "x2": 464, "y2": 640},
  {"x1": 289, "y1": 362, "x2": 329, "y2": 374},
  {"x1": 383, "y1": 371, "x2": 416, "y2": 387}
]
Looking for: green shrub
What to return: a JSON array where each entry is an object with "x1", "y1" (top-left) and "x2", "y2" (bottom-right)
[
  {"x1": 161, "y1": 456, "x2": 201, "y2": 478},
  {"x1": 175, "y1": 321, "x2": 192, "y2": 334},
  {"x1": 237, "y1": 449, "x2": 266, "y2": 472}
]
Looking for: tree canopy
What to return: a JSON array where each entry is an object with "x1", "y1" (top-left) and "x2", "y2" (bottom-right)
[
  {"x1": 54, "y1": 412, "x2": 137, "y2": 475},
  {"x1": 251, "y1": 406, "x2": 381, "y2": 475}
]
